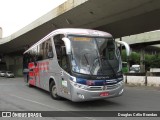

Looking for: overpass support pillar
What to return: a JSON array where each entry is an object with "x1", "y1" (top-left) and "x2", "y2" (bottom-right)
[
  {"x1": 140, "y1": 48, "x2": 145, "y2": 73},
  {"x1": 0, "y1": 54, "x2": 7, "y2": 70},
  {"x1": 5, "y1": 55, "x2": 23, "y2": 76}
]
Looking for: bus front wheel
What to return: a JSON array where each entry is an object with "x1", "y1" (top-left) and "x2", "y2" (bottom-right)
[{"x1": 50, "y1": 81, "x2": 61, "y2": 100}]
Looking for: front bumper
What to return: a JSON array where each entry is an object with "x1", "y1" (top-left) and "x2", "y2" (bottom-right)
[{"x1": 70, "y1": 82, "x2": 124, "y2": 102}]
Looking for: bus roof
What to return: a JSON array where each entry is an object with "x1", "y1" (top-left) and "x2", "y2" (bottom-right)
[
  {"x1": 24, "y1": 28, "x2": 112, "y2": 54},
  {"x1": 53, "y1": 28, "x2": 112, "y2": 37}
]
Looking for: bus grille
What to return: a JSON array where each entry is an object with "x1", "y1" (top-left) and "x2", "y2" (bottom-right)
[{"x1": 87, "y1": 83, "x2": 121, "y2": 91}]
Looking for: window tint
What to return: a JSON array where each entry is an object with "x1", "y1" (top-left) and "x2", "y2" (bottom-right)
[
  {"x1": 23, "y1": 38, "x2": 53, "y2": 69},
  {"x1": 37, "y1": 39, "x2": 53, "y2": 60},
  {"x1": 53, "y1": 34, "x2": 70, "y2": 72}
]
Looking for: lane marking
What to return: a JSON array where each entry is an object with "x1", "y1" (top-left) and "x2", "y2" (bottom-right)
[
  {"x1": 9, "y1": 94, "x2": 96, "y2": 120},
  {"x1": 0, "y1": 83, "x2": 25, "y2": 85},
  {"x1": 10, "y1": 94, "x2": 63, "y2": 111}
]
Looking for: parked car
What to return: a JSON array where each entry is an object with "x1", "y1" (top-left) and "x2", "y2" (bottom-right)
[
  {"x1": 0, "y1": 71, "x2": 6, "y2": 77},
  {"x1": 129, "y1": 65, "x2": 140, "y2": 73},
  {"x1": 5, "y1": 71, "x2": 15, "y2": 78}
]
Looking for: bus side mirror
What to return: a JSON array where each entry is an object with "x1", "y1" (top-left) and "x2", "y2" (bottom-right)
[
  {"x1": 116, "y1": 41, "x2": 131, "y2": 56},
  {"x1": 62, "y1": 37, "x2": 71, "y2": 55}
]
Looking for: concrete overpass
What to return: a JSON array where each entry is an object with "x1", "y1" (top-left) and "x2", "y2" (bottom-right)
[
  {"x1": 1, "y1": 0, "x2": 160, "y2": 75},
  {"x1": 117, "y1": 30, "x2": 160, "y2": 48},
  {"x1": 116, "y1": 30, "x2": 160, "y2": 72},
  {"x1": 1, "y1": 0, "x2": 160, "y2": 53}
]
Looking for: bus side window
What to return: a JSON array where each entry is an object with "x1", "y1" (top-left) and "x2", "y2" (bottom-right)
[
  {"x1": 54, "y1": 34, "x2": 64, "y2": 63},
  {"x1": 61, "y1": 46, "x2": 68, "y2": 71},
  {"x1": 37, "y1": 46, "x2": 43, "y2": 61},
  {"x1": 53, "y1": 34, "x2": 70, "y2": 72},
  {"x1": 37, "y1": 38, "x2": 53, "y2": 60},
  {"x1": 55, "y1": 45, "x2": 61, "y2": 61},
  {"x1": 45, "y1": 39, "x2": 53, "y2": 59},
  {"x1": 48, "y1": 45, "x2": 53, "y2": 58}
]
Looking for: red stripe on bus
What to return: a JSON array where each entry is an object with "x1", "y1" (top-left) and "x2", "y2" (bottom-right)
[
  {"x1": 28, "y1": 63, "x2": 34, "y2": 69},
  {"x1": 34, "y1": 68, "x2": 39, "y2": 73},
  {"x1": 47, "y1": 66, "x2": 49, "y2": 71},
  {"x1": 29, "y1": 79, "x2": 36, "y2": 86},
  {"x1": 29, "y1": 72, "x2": 34, "y2": 77}
]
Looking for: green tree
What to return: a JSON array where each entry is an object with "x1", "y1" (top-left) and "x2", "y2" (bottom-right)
[
  {"x1": 145, "y1": 54, "x2": 153, "y2": 70},
  {"x1": 121, "y1": 49, "x2": 160, "y2": 71},
  {"x1": 150, "y1": 54, "x2": 160, "y2": 68},
  {"x1": 122, "y1": 50, "x2": 140, "y2": 64}
]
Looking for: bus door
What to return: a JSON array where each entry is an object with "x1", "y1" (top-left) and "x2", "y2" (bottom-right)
[{"x1": 59, "y1": 46, "x2": 71, "y2": 99}]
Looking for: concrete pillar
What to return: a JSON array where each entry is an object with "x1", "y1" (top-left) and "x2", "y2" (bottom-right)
[
  {"x1": 140, "y1": 48, "x2": 145, "y2": 73},
  {"x1": 4, "y1": 55, "x2": 23, "y2": 76},
  {"x1": 0, "y1": 54, "x2": 7, "y2": 70}
]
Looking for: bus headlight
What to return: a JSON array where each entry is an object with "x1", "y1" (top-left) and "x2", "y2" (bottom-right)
[
  {"x1": 70, "y1": 76, "x2": 88, "y2": 90},
  {"x1": 70, "y1": 76, "x2": 76, "y2": 82},
  {"x1": 70, "y1": 81, "x2": 88, "y2": 90}
]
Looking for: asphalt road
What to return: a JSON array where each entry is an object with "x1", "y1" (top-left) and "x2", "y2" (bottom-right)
[{"x1": 0, "y1": 77, "x2": 160, "y2": 120}]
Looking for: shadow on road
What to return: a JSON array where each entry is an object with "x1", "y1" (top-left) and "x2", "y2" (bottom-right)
[{"x1": 64, "y1": 99, "x2": 121, "y2": 109}]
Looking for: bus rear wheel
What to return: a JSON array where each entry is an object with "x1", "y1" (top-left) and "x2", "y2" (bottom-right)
[{"x1": 50, "y1": 81, "x2": 61, "y2": 100}]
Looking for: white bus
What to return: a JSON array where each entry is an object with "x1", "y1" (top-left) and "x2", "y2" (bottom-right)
[{"x1": 23, "y1": 28, "x2": 130, "y2": 102}]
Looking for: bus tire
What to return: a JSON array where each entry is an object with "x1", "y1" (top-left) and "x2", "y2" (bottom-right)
[{"x1": 50, "y1": 81, "x2": 61, "y2": 100}]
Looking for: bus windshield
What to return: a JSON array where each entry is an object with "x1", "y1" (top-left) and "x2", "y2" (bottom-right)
[{"x1": 69, "y1": 36, "x2": 121, "y2": 76}]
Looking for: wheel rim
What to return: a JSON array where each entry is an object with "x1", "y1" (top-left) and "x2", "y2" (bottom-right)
[{"x1": 52, "y1": 86, "x2": 57, "y2": 97}]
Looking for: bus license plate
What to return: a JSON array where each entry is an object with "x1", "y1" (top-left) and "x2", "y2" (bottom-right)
[{"x1": 100, "y1": 92, "x2": 109, "y2": 97}]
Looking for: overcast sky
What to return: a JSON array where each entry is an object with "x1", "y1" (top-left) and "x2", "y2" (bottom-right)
[{"x1": 0, "y1": 0, "x2": 67, "y2": 37}]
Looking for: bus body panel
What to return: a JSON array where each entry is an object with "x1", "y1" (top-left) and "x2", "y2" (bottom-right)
[
  {"x1": 59, "y1": 70, "x2": 72, "y2": 100},
  {"x1": 23, "y1": 28, "x2": 130, "y2": 102}
]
